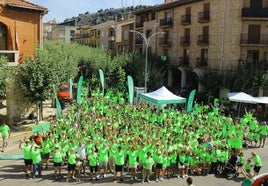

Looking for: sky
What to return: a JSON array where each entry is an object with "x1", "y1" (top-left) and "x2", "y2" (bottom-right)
[{"x1": 29, "y1": 0, "x2": 164, "y2": 23}]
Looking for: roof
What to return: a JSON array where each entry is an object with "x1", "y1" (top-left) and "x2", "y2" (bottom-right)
[
  {"x1": 1, "y1": 0, "x2": 48, "y2": 13},
  {"x1": 133, "y1": 0, "x2": 203, "y2": 15}
]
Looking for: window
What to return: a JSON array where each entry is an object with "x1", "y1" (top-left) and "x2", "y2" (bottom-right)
[
  {"x1": 0, "y1": 23, "x2": 7, "y2": 50},
  {"x1": 123, "y1": 31, "x2": 128, "y2": 41},
  {"x1": 250, "y1": 0, "x2": 262, "y2": 8},
  {"x1": 248, "y1": 25, "x2": 260, "y2": 44},
  {"x1": 151, "y1": 13, "x2": 156, "y2": 20}
]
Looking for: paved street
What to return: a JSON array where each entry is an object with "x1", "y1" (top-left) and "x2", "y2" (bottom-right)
[{"x1": 0, "y1": 123, "x2": 268, "y2": 186}]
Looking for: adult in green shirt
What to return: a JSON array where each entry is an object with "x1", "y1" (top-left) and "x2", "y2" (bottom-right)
[
  {"x1": 66, "y1": 148, "x2": 77, "y2": 182},
  {"x1": 31, "y1": 145, "x2": 42, "y2": 179},
  {"x1": 0, "y1": 123, "x2": 10, "y2": 152},
  {"x1": 114, "y1": 146, "x2": 126, "y2": 182},
  {"x1": 142, "y1": 152, "x2": 154, "y2": 183},
  {"x1": 53, "y1": 145, "x2": 63, "y2": 179},
  {"x1": 88, "y1": 148, "x2": 99, "y2": 181},
  {"x1": 250, "y1": 152, "x2": 263, "y2": 176},
  {"x1": 127, "y1": 146, "x2": 138, "y2": 180},
  {"x1": 259, "y1": 121, "x2": 268, "y2": 148},
  {"x1": 19, "y1": 138, "x2": 32, "y2": 178}
]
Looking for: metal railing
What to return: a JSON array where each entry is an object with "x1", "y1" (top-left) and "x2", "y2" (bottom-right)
[
  {"x1": 240, "y1": 34, "x2": 268, "y2": 45},
  {"x1": 180, "y1": 36, "x2": 190, "y2": 46},
  {"x1": 181, "y1": 15, "x2": 191, "y2": 25},
  {"x1": 160, "y1": 18, "x2": 173, "y2": 27},
  {"x1": 198, "y1": 11, "x2": 210, "y2": 22}
]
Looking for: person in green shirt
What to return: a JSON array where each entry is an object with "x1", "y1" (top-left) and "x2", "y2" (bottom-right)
[
  {"x1": 88, "y1": 147, "x2": 99, "y2": 181},
  {"x1": 127, "y1": 146, "x2": 138, "y2": 180},
  {"x1": 41, "y1": 137, "x2": 51, "y2": 170},
  {"x1": 19, "y1": 138, "x2": 32, "y2": 178},
  {"x1": 259, "y1": 121, "x2": 268, "y2": 148},
  {"x1": 97, "y1": 143, "x2": 109, "y2": 178},
  {"x1": 0, "y1": 123, "x2": 10, "y2": 152},
  {"x1": 142, "y1": 151, "x2": 154, "y2": 183},
  {"x1": 114, "y1": 146, "x2": 126, "y2": 182},
  {"x1": 250, "y1": 152, "x2": 263, "y2": 176},
  {"x1": 66, "y1": 148, "x2": 78, "y2": 182},
  {"x1": 52, "y1": 145, "x2": 63, "y2": 179},
  {"x1": 31, "y1": 144, "x2": 42, "y2": 179}
]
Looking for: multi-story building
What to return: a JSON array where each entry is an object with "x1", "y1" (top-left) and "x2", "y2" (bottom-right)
[
  {"x1": 132, "y1": 0, "x2": 268, "y2": 92},
  {"x1": 76, "y1": 18, "x2": 134, "y2": 55},
  {"x1": 51, "y1": 25, "x2": 77, "y2": 43},
  {"x1": 43, "y1": 19, "x2": 57, "y2": 40}
]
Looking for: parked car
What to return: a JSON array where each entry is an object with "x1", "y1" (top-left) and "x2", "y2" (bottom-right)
[{"x1": 57, "y1": 84, "x2": 74, "y2": 102}]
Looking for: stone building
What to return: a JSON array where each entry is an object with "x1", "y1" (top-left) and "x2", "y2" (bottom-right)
[{"x1": 132, "y1": 0, "x2": 268, "y2": 92}]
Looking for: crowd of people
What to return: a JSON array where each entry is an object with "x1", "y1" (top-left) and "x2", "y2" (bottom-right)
[{"x1": 17, "y1": 88, "x2": 267, "y2": 184}]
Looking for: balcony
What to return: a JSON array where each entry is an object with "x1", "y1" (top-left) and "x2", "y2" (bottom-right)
[
  {"x1": 160, "y1": 18, "x2": 173, "y2": 27},
  {"x1": 197, "y1": 35, "x2": 209, "y2": 46},
  {"x1": 240, "y1": 34, "x2": 268, "y2": 46},
  {"x1": 198, "y1": 11, "x2": 210, "y2": 23},
  {"x1": 181, "y1": 15, "x2": 191, "y2": 25},
  {"x1": 180, "y1": 36, "x2": 190, "y2": 46},
  {"x1": 135, "y1": 21, "x2": 144, "y2": 29},
  {"x1": 0, "y1": 50, "x2": 19, "y2": 66},
  {"x1": 179, "y1": 57, "x2": 189, "y2": 66},
  {"x1": 159, "y1": 38, "x2": 171, "y2": 47},
  {"x1": 196, "y1": 57, "x2": 208, "y2": 67},
  {"x1": 242, "y1": 8, "x2": 268, "y2": 20}
]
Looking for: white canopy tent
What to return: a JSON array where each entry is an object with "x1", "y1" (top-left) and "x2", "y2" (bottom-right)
[
  {"x1": 227, "y1": 92, "x2": 258, "y2": 104},
  {"x1": 139, "y1": 86, "x2": 186, "y2": 107},
  {"x1": 227, "y1": 92, "x2": 258, "y2": 116}
]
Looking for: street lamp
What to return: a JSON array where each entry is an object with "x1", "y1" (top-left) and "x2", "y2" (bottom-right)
[{"x1": 128, "y1": 30, "x2": 165, "y2": 92}]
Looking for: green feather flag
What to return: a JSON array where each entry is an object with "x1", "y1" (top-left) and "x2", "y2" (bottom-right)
[{"x1": 77, "y1": 76, "x2": 83, "y2": 104}]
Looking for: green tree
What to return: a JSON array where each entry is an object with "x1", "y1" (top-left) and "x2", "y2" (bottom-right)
[{"x1": 199, "y1": 69, "x2": 221, "y2": 104}]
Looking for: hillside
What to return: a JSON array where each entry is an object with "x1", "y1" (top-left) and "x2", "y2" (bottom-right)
[{"x1": 61, "y1": 5, "x2": 150, "y2": 26}]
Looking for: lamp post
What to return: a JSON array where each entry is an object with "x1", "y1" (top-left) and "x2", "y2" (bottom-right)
[{"x1": 128, "y1": 30, "x2": 165, "y2": 92}]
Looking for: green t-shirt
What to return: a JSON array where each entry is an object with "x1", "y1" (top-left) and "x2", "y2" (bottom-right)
[
  {"x1": 254, "y1": 155, "x2": 263, "y2": 167},
  {"x1": 0, "y1": 124, "x2": 10, "y2": 137},
  {"x1": 88, "y1": 152, "x2": 98, "y2": 166},
  {"x1": 31, "y1": 148, "x2": 42, "y2": 164},
  {"x1": 98, "y1": 146, "x2": 109, "y2": 162},
  {"x1": 68, "y1": 152, "x2": 77, "y2": 164},
  {"x1": 22, "y1": 144, "x2": 32, "y2": 159},
  {"x1": 143, "y1": 156, "x2": 154, "y2": 170},
  {"x1": 53, "y1": 150, "x2": 63, "y2": 163},
  {"x1": 115, "y1": 150, "x2": 125, "y2": 166},
  {"x1": 128, "y1": 150, "x2": 138, "y2": 165}
]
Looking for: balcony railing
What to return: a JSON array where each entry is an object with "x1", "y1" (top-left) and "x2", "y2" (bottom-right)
[
  {"x1": 242, "y1": 7, "x2": 268, "y2": 18},
  {"x1": 180, "y1": 36, "x2": 190, "y2": 46},
  {"x1": 197, "y1": 35, "x2": 209, "y2": 45},
  {"x1": 159, "y1": 38, "x2": 171, "y2": 46},
  {"x1": 198, "y1": 11, "x2": 210, "y2": 23},
  {"x1": 181, "y1": 15, "x2": 191, "y2": 25},
  {"x1": 179, "y1": 57, "x2": 189, "y2": 66},
  {"x1": 196, "y1": 57, "x2": 208, "y2": 67},
  {"x1": 0, "y1": 50, "x2": 19, "y2": 66},
  {"x1": 160, "y1": 18, "x2": 173, "y2": 27},
  {"x1": 240, "y1": 34, "x2": 268, "y2": 45}
]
